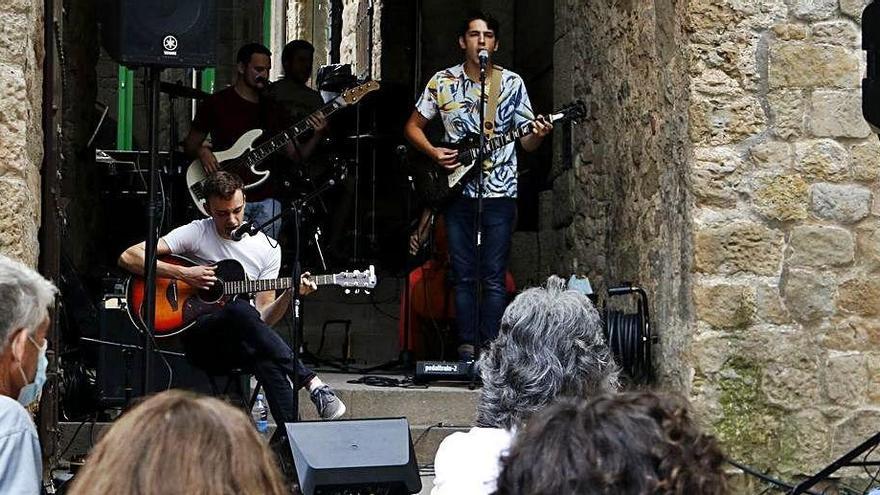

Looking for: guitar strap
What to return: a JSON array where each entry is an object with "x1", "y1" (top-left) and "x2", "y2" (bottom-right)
[{"x1": 481, "y1": 65, "x2": 503, "y2": 170}]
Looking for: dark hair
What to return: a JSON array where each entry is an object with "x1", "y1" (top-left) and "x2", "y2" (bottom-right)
[
  {"x1": 237, "y1": 42, "x2": 272, "y2": 66},
  {"x1": 460, "y1": 10, "x2": 500, "y2": 39},
  {"x1": 202, "y1": 171, "x2": 243, "y2": 201},
  {"x1": 282, "y1": 40, "x2": 315, "y2": 67},
  {"x1": 495, "y1": 393, "x2": 728, "y2": 495}
]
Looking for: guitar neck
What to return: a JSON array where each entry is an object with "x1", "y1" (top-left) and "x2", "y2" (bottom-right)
[
  {"x1": 237, "y1": 98, "x2": 347, "y2": 170},
  {"x1": 462, "y1": 111, "x2": 568, "y2": 161},
  {"x1": 222, "y1": 274, "x2": 340, "y2": 295}
]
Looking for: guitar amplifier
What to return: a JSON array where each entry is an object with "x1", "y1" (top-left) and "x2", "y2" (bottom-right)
[
  {"x1": 92, "y1": 299, "x2": 216, "y2": 407},
  {"x1": 414, "y1": 360, "x2": 479, "y2": 384}
]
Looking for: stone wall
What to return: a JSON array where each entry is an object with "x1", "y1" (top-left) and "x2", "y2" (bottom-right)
[
  {"x1": 0, "y1": 0, "x2": 44, "y2": 266},
  {"x1": 551, "y1": 0, "x2": 694, "y2": 389},
  {"x1": 688, "y1": 0, "x2": 878, "y2": 475},
  {"x1": 554, "y1": 0, "x2": 879, "y2": 478}
]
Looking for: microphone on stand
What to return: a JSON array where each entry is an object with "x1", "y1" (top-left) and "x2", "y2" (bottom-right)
[
  {"x1": 230, "y1": 222, "x2": 255, "y2": 241},
  {"x1": 478, "y1": 49, "x2": 489, "y2": 74}
]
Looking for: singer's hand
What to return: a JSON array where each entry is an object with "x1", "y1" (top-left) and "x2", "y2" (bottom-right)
[
  {"x1": 531, "y1": 115, "x2": 553, "y2": 138},
  {"x1": 299, "y1": 272, "x2": 317, "y2": 296},
  {"x1": 180, "y1": 264, "x2": 217, "y2": 290},
  {"x1": 198, "y1": 146, "x2": 220, "y2": 174},
  {"x1": 432, "y1": 147, "x2": 460, "y2": 171}
]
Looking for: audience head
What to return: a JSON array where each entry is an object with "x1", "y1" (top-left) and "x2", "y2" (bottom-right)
[
  {"x1": 495, "y1": 392, "x2": 728, "y2": 495},
  {"x1": 477, "y1": 276, "x2": 619, "y2": 430},
  {"x1": 0, "y1": 255, "x2": 56, "y2": 405},
  {"x1": 69, "y1": 390, "x2": 288, "y2": 495}
]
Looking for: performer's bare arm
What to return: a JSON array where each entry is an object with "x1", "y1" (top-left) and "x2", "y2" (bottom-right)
[
  {"x1": 183, "y1": 128, "x2": 220, "y2": 174},
  {"x1": 118, "y1": 240, "x2": 218, "y2": 289},
  {"x1": 404, "y1": 111, "x2": 460, "y2": 170},
  {"x1": 254, "y1": 274, "x2": 317, "y2": 326}
]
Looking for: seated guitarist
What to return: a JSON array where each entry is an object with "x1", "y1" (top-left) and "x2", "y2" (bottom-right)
[
  {"x1": 118, "y1": 171, "x2": 346, "y2": 427},
  {"x1": 404, "y1": 11, "x2": 552, "y2": 361},
  {"x1": 183, "y1": 42, "x2": 327, "y2": 238}
]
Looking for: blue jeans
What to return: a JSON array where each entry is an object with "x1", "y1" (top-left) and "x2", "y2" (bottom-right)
[
  {"x1": 444, "y1": 197, "x2": 516, "y2": 346},
  {"x1": 245, "y1": 198, "x2": 282, "y2": 239}
]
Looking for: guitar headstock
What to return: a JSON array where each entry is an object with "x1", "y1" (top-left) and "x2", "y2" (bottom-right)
[
  {"x1": 549, "y1": 100, "x2": 587, "y2": 124},
  {"x1": 335, "y1": 265, "x2": 378, "y2": 291},
  {"x1": 340, "y1": 81, "x2": 380, "y2": 106}
]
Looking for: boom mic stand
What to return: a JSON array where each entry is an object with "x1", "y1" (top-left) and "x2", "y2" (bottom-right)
[{"x1": 235, "y1": 172, "x2": 343, "y2": 420}]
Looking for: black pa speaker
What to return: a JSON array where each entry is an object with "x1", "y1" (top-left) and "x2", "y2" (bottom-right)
[
  {"x1": 864, "y1": 0, "x2": 880, "y2": 132},
  {"x1": 93, "y1": 303, "x2": 216, "y2": 407},
  {"x1": 101, "y1": 0, "x2": 217, "y2": 68},
  {"x1": 286, "y1": 418, "x2": 422, "y2": 495}
]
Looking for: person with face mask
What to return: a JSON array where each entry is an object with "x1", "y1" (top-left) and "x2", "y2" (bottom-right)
[{"x1": 0, "y1": 254, "x2": 57, "y2": 494}]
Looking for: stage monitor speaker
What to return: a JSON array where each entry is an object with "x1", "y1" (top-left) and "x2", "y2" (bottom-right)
[
  {"x1": 101, "y1": 0, "x2": 217, "y2": 68},
  {"x1": 94, "y1": 302, "x2": 216, "y2": 407},
  {"x1": 286, "y1": 418, "x2": 422, "y2": 495}
]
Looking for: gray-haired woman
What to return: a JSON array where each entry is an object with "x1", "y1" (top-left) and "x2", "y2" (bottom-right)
[{"x1": 430, "y1": 276, "x2": 620, "y2": 495}]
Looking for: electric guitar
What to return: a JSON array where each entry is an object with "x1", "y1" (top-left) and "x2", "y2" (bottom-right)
[
  {"x1": 125, "y1": 255, "x2": 377, "y2": 337},
  {"x1": 419, "y1": 101, "x2": 586, "y2": 204},
  {"x1": 186, "y1": 80, "x2": 380, "y2": 216}
]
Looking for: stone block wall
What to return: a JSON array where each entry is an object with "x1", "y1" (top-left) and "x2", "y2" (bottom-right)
[
  {"x1": 0, "y1": 0, "x2": 44, "y2": 265},
  {"x1": 551, "y1": 0, "x2": 694, "y2": 388},
  {"x1": 688, "y1": 0, "x2": 878, "y2": 474}
]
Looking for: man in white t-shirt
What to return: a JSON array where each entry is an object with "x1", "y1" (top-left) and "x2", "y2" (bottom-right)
[
  {"x1": 0, "y1": 254, "x2": 57, "y2": 494},
  {"x1": 118, "y1": 171, "x2": 346, "y2": 428}
]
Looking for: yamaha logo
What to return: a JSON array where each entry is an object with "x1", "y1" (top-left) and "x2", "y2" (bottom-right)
[{"x1": 162, "y1": 35, "x2": 178, "y2": 55}]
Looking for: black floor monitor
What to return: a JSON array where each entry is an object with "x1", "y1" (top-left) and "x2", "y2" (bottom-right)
[{"x1": 285, "y1": 417, "x2": 422, "y2": 495}]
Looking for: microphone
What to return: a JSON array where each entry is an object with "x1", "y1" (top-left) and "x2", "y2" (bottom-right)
[
  {"x1": 396, "y1": 144, "x2": 408, "y2": 161},
  {"x1": 230, "y1": 222, "x2": 254, "y2": 241},
  {"x1": 478, "y1": 49, "x2": 489, "y2": 70}
]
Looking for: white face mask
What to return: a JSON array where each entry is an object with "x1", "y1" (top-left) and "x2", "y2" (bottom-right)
[{"x1": 17, "y1": 336, "x2": 47, "y2": 407}]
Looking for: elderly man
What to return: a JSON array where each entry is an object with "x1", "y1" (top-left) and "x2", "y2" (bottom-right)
[
  {"x1": 0, "y1": 255, "x2": 57, "y2": 493},
  {"x1": 430, "y1": 275, "x2": 620, "y2": 494}
]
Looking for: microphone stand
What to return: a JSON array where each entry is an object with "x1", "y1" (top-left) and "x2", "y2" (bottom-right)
[
  {"x1": 469, "y1": 55, "x2": 488, "y2": 390},
  {"x1": 235, "y1": 174, "x2": 343, "y2": 421}
]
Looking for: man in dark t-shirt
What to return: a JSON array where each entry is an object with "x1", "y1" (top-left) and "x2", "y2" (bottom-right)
[{"x1": 183, "y1": 43, "x2": 325, "y2": 236}]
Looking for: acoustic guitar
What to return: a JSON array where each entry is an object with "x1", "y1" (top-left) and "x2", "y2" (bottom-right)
[{"x1": 126, "y1": 255, "x2": 377, "y2": 337}]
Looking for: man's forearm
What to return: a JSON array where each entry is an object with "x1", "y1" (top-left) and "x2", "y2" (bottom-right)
[
  {"x1": 521, "y1": 133, "x2": 544, "y2": 152},
  {"x1": 260, "y1": 290, "x2": 291, "y2": 326},
  {"x1": 118, "y1": 244, "x2": 182, "y2": 279},
  {"x1": 404, "y1": 123, "x2": 435, "y2": 158}
]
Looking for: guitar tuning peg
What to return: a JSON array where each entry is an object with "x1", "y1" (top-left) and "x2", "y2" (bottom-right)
[
  {"x1": 354, "y1": 289, "x2": 361, "y2": 294},
  {"x1": 345, "y1": 289, "x2": 351, "y2": 295},
  {"x1": 364, "y1": 290, "x2": 371, "y2": 295}
]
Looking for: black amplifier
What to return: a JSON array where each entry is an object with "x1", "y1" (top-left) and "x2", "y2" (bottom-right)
[{"x1": 414, "y1": 360, "x2": 479, "y2": 384}]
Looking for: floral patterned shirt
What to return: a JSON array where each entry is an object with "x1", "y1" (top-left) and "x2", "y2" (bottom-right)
[{"x1": 415, "y1": 64, "x2": 535, "y2": 198}]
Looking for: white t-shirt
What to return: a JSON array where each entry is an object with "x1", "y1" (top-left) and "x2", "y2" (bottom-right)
[
  {"x1": 430, "y1": 427, "x2": 514, "y2": 495},
  {"x1": 162, "y1": 218, "x2": 281, "y2": 280},
  {"x1": 0, "y1": 395, "x2": 42, "y2": 495}
]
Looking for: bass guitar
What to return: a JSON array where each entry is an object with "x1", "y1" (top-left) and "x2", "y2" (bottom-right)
[
  {"x1": 126, "y1": 255, "x2": 377, "y2": 337},
  {"x1": 414, "y1": 101, "x2": 586, "y2": 205},
  {"x1": 186, "y1": 80, "x2": 380, "y2": 216}
]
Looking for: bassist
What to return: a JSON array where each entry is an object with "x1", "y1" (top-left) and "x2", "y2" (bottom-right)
[
  {"x1": 403, "y1": 11, "x2": 551, "y2": 360},
  {"x1": 183, "y1": 43, "x2": 327, "y2": 237}
]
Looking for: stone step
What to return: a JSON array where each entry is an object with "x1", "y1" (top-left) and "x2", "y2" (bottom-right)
[{"x1": 55, "y1": 371, "x2": 478, "y2": 471}]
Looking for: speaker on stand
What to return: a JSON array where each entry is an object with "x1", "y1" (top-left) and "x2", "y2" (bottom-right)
[{"x1": 99, "y1": 0, "x2": 217, "y2": 395}]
